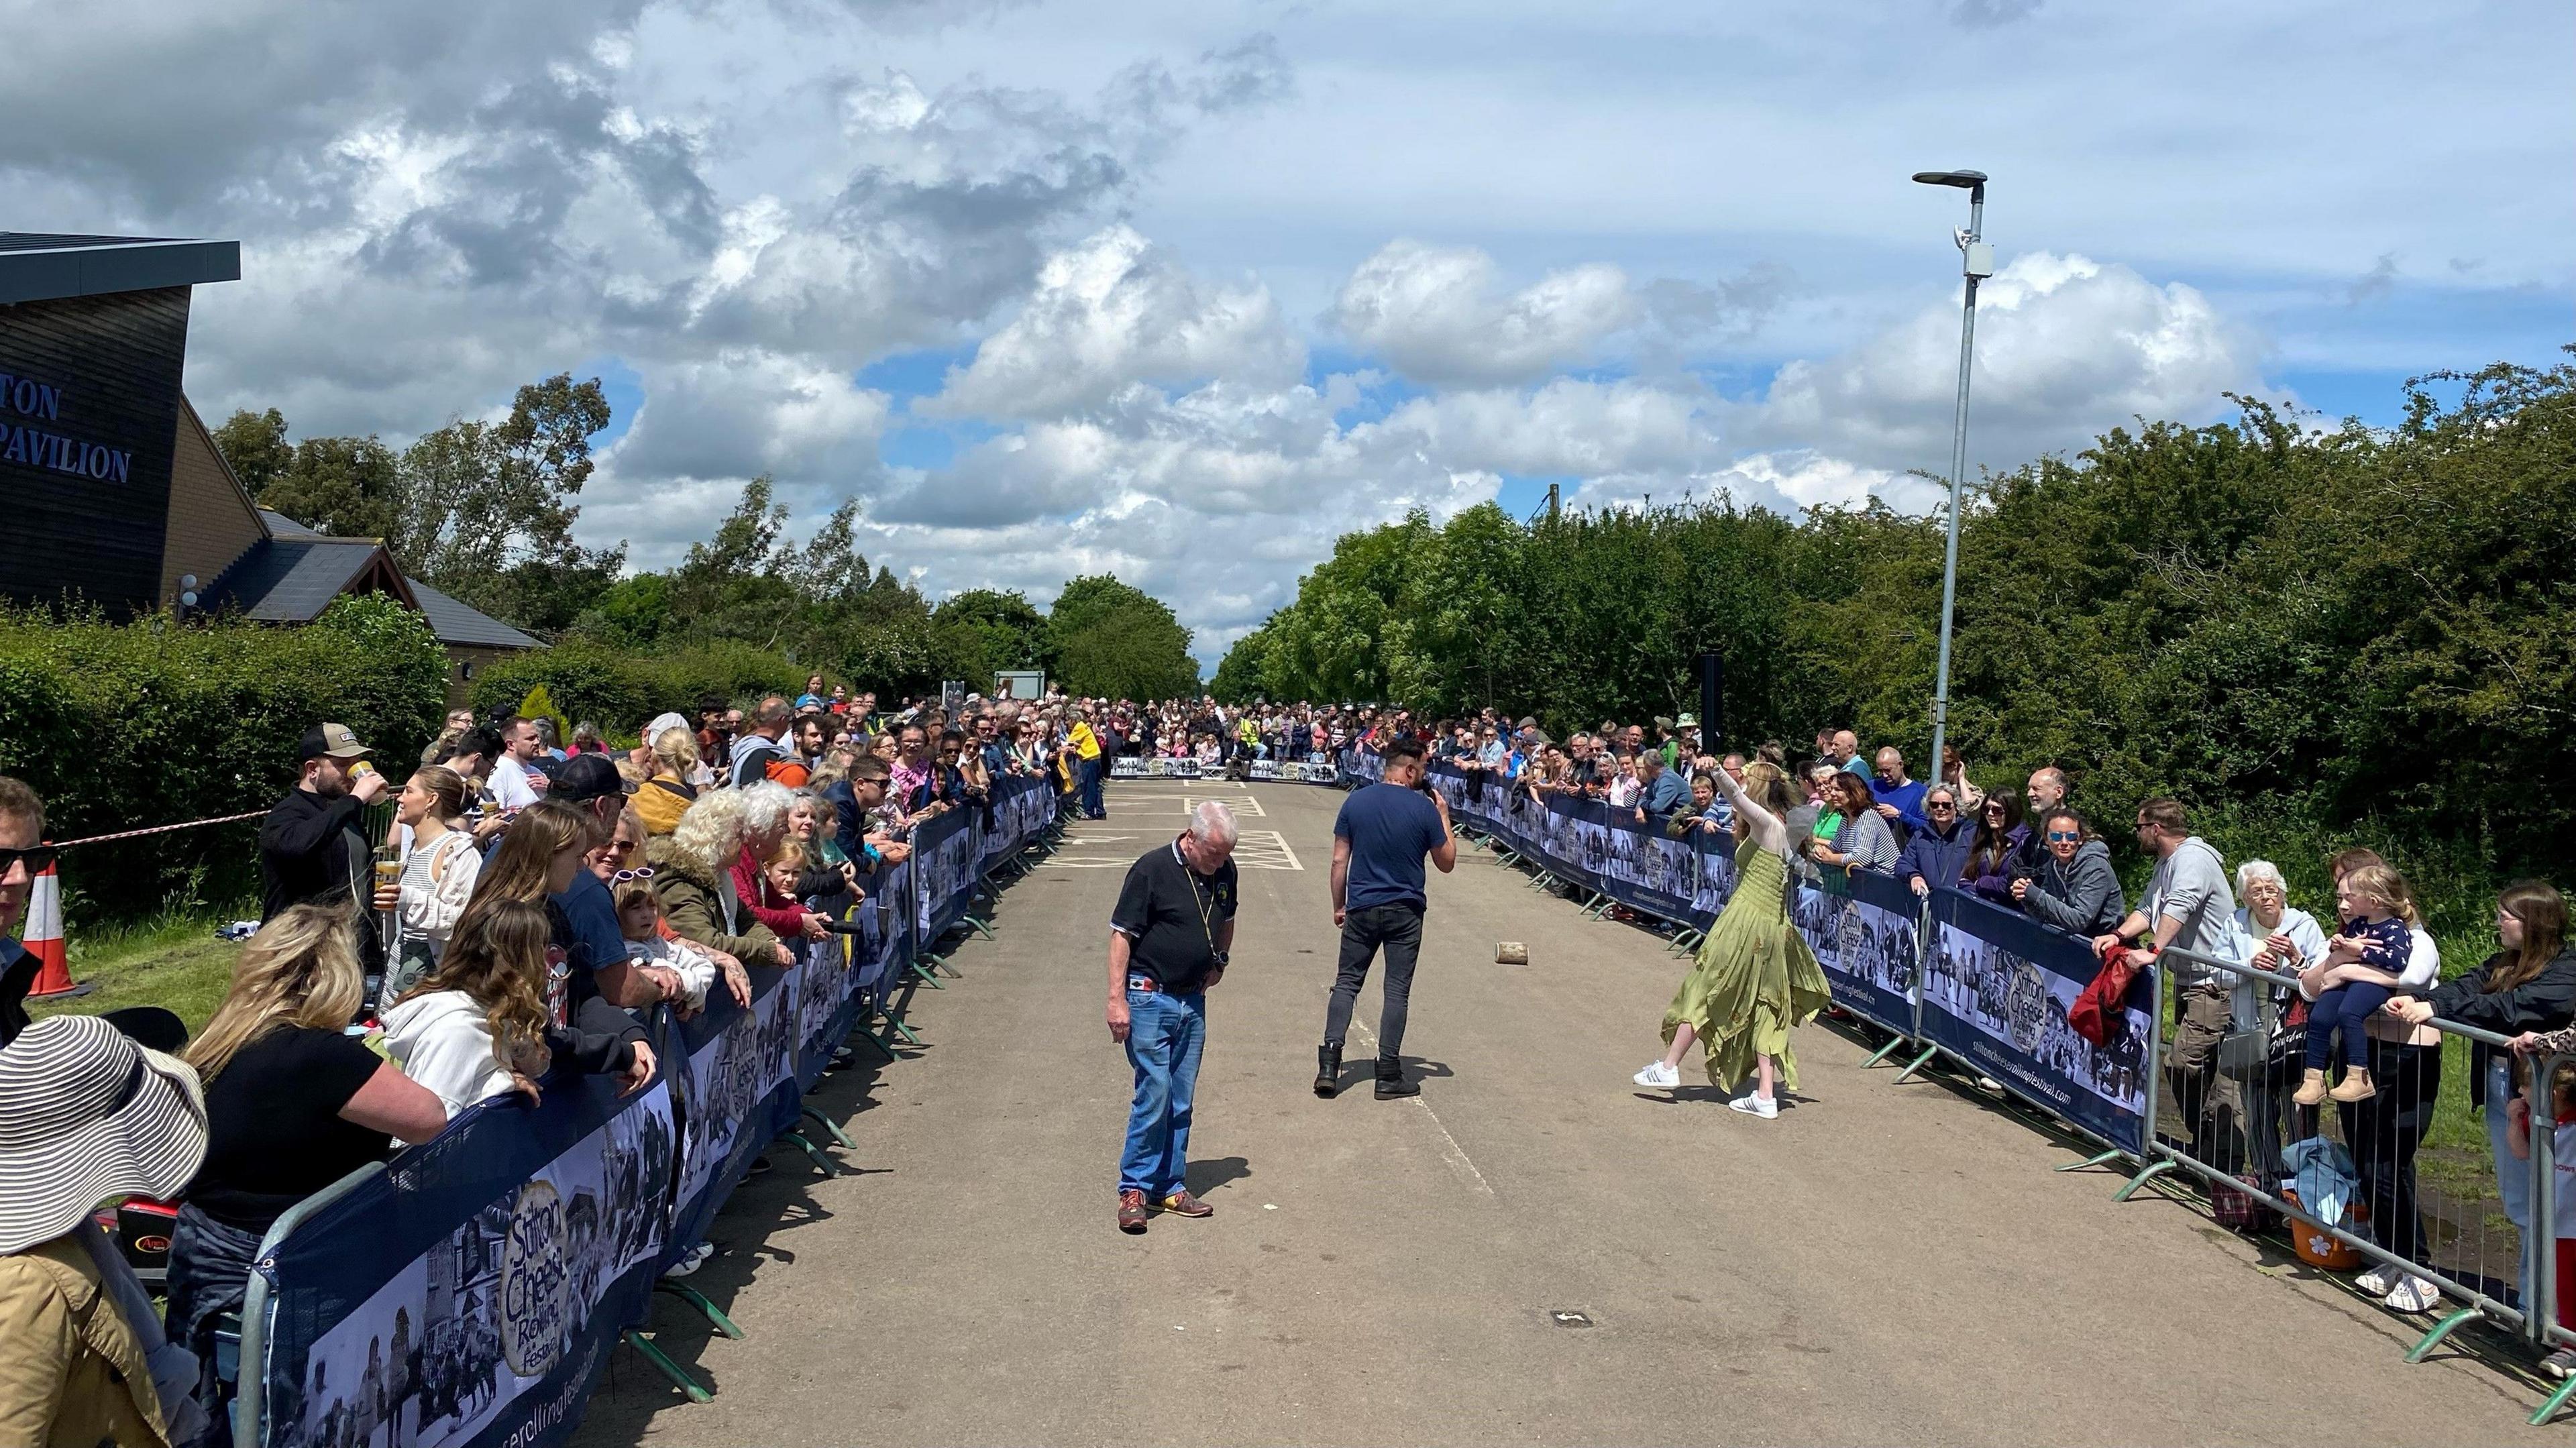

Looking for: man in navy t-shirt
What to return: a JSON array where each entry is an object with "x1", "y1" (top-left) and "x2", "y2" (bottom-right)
[{"x1": 1318, "y1": 736, "x2": 1456, "y2": 1099}]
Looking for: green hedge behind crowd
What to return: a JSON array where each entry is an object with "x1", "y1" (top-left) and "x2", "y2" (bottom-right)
[
  {"x1": 465, "y1": 638, "x2": 806, "y2": 734},
  {"x1": 1220, "y1": 357, "x2": 2576, "y2": 923},
  {"x1": 0, "y1": 596, "x2": 448, "y2": 922}
]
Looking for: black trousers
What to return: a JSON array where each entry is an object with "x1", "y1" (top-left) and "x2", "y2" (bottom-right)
[
  {"x1": 1324, "y1": 903, "x2": 1426, "y2": 1058},
  {"x1": 2337, "y1": 1036, "x2": 2442, "y2": 1265}
]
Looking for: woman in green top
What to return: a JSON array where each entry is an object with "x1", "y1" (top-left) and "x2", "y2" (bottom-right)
[{"x1": 1632, "y1": 759, "x2": 1831, "y2": 1118}]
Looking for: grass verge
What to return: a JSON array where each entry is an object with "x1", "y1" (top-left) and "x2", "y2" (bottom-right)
[{"x1": 28, "y1": 903, "x2": 251, "y2": 1036}]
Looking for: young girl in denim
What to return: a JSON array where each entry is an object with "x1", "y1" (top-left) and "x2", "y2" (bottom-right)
[{"x1": 2294, "y1": 865, "x2": 2418, "y2": 1105}]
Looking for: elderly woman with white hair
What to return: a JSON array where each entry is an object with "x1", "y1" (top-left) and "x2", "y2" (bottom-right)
[
  {"x1": 722, "y1": 781, "x2": 831, "y2": 944},
  {"x1": 2227, "y1": 860, "x2": 2332, "y2": 1192},
  {"x1": 647, "y1": 788, "x2": 796, "y2": 970}
]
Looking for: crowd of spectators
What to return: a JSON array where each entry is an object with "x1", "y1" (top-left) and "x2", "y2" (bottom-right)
[{"x1": 9, "y1": 679, "x2": 2576, "y2": 1439}]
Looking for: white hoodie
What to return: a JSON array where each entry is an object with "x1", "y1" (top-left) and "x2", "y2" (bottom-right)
[{"x1": 379, "y1": 990, "x2": 514, "y2": 1115}]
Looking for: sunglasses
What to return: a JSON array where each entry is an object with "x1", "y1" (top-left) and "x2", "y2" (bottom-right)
[
  {"x1": 2045, "y1": 831, "x2": 2080, "y2": 842},
  {"x1": 612, "y1": 867, "x2": 656, "y2": 883},
  {"x1": 1927, "y1": 802, "x2": 1957, "y2": 812},
  {"x1": 0, "y1": 844, "x2": 60, "y2": 877}
]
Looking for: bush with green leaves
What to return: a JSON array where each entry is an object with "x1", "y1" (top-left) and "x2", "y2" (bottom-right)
[
  {"x1": 468, "y1": 639, "x2": 804, "y2": 730},
  {"x1": 0, "y1": 596, "x2": 447, "y2": 922}
]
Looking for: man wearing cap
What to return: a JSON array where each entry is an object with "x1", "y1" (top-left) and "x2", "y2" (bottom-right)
[
  {"x1": 549, "y1": 755, "x2": 681, "y2": 1039},
  {"x1": 258, "y1": 723, "x2": 387, "y2": 926}
]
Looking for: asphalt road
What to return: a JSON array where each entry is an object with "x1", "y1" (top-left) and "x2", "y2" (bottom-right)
[{"x1": 574, "y1": 779, "x2": 2526, "y2": 1447}]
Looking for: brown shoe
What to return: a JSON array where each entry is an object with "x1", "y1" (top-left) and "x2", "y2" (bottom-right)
[
  {"x1": 1159, "y1": 1190, "x2": 1214, "y2": 1219},
  {"x1": 2328, "y1": 1068, "x2": 2377, "y2": 1103},
  {"x1": 1118, "y1": 1188, "x2": 1149, "y2": 1233}
]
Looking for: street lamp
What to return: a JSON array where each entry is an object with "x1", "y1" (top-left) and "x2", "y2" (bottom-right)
[{"x1": 1911, "y1": 168, "x2": 1992, "y2": 792}]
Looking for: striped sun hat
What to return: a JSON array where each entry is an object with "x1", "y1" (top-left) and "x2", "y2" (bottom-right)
[{"x1": 0, "y1": 1014, "x2": 207, "y2": 1255}]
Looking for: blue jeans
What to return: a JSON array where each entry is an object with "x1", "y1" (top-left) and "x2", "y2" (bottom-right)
[
  {"x1": 1120, "y1": 985, "x2": 1205, "y2": 1198},
  {"x1": 2304, "y1": 981, "x2": 2394, "y2": 1069},
  {"x1": 2488, "y1": 1055, "x2": 2539, "y2": 1304},
  {"x1": 1078, "y1": 757, "x2": 1106, "y2": 818}
]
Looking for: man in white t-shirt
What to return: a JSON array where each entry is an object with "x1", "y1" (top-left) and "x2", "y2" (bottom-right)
[{"x1": 488, "y1": 716, "x2": 545, "y2": 812}]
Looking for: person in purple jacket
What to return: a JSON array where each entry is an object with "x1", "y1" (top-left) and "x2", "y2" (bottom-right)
[{"x1": 1962, "y1": 786, "x2": 2026, "y2": 903}]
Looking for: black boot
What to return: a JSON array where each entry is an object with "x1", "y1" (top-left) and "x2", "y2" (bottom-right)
[
  {"x1": 1375, "y1": 1055, "x2": 1419, "y2": 1099},
  {"x1": 1314, "y1": 1044, "x2": 1342, "y2": 1098}
]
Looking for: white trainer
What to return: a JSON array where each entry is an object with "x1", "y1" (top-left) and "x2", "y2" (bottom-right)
[
  {"x1": 1727, "y1": 1094, "x2": 1780, "y2": 1119},
  {"x1": 2353, "y1": 1265, "x2": 2395, "y2": 1298},
  {"x1": 1633, "y1": 1061, "x2": 1680, "y2": 1089},
  {"x1": 2382, "y1": 1275, "x2": 2442, "y2": 1313}
]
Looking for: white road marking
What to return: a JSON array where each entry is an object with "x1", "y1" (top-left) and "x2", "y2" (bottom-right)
[
  {"x1": 1342, "y1": 1015, "x2": 1494, "y2": 1199},
  {"x1": 1044, "y1": 829, "x2": 1303, "y2": 871}
]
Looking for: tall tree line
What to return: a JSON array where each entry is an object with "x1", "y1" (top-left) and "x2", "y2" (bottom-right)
[
  {"x1": 213, "y1": 379, "x2": 1201, "y2": 700},
  {"x1": 1218, "y1": 356, "x2": 2576, "y2": 881}
]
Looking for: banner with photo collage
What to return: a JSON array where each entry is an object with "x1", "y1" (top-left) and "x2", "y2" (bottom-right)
[
  {"x1": 1106, "y1": 755, "x2": 1344, "y2": 784},
  {"x1": 1925, "y1": 886, "x2": 2155, "y2": 1156},
  {"x1": 246, "y1": 785, "x2": 1059, "y2": 1448}
]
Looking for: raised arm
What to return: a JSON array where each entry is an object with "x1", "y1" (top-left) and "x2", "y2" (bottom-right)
[{"x1": 1707, "y1": 767, "x2": 1787, "y2": 855}]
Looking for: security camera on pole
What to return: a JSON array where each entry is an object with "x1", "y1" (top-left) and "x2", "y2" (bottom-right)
[{"x1": 1910, "y1": 168, "x2": 1992, "y2": 785}]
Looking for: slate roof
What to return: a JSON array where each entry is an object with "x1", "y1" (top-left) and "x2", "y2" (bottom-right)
[
  {"x1": 408, "y1": 579, "x2": 540, "y2": 651},
  {"x1": 203, "y1": 536, "x2": 406, "y2": 623},
  {"x1": 218, "y1": 511, "x2": 539, "y2": 650}
]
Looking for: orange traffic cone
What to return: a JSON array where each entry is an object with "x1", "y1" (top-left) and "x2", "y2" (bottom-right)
[{"x1": 24, "y1": 856, "x2": 87, "y2": 1000}]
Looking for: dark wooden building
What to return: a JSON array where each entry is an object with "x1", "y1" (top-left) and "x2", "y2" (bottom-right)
[{"x1": 0, "y1": 233, "x2": 537, "y2": 701}]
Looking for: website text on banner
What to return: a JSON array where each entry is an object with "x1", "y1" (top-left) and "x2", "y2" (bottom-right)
[{"x1": 236, "y1": 775, "x2": 1057, "y2": 1448}]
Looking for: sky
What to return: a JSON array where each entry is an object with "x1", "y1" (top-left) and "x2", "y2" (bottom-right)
[{"x1": 10, "y1": 0, "x2": 2568, "y2": 669}]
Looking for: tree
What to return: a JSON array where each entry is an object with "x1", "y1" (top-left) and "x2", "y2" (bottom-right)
[
  {"x1": 391, "y1": 373, "x2": 625, "y2": 628},
  {"x1": 1210, "y1": 622, "x2": 1273, "y2": 703},
  {"x1": 1048, "y1": 574, "x2": 1200, "y2": 700},
  {"x1": 934, "y1": 588, "x2": 1052, "y2": 687},
  {"x1": 211, "y1": 408, "x2": 292, "y2": 497}
]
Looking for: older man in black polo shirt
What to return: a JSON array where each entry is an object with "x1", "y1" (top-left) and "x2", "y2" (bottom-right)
[{"x1": 1106, "y1": 799, "x2": 1239, "y2": 1234}]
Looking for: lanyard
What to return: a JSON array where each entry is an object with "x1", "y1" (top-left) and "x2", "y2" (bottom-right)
[{"x1": 1173, "y1": 836, "x2": 1221, "y2": 955}]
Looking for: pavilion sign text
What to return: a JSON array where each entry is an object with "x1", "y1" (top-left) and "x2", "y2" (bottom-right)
[{"x1": 0, "y1": 368, "x2": 135, "y2": 486}]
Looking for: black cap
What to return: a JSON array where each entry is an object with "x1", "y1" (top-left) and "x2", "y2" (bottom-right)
[{"x1": 551, "y1": 753, "x2": 635, "y2": 805}]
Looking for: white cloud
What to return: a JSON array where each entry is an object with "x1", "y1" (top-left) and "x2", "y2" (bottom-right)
[
  {"x1": 608, "y1": 351, "x2": 890, "y2": 487},
  {"x1": 925, "y1": 225, "x2": 1303, "y2": 418},
  {"x1": 1746, "y1": 251, "x2": 2268, "y2": 475},
  {"x1": 1331, "y1": 239, "x2": 1638, "y2": 386}
]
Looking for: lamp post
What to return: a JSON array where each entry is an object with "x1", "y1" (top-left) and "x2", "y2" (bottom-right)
[{"x1": 1911, "y1": 168, "x2": 1992, "y2": 790}]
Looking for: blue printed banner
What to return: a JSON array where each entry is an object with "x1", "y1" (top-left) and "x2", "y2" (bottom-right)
[
  {"x1": 1924, "y1": 886, "x2": 2153, "y2": 1155},
  {"x1": 254, "y1": 1075, "x2": 676, "y2": 1448},
  {"x1": 910, "y1": 803, "x2": 980, "y2": 942},
  {"x1": 1789, "y1": 867, "x2": 1920, "y2": 1036}
]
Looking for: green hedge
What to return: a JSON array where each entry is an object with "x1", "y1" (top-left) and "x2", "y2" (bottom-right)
[
  {"x1": 0, "y1": 596, "x2": 448, "y2": 922},
  {"x1": 467, "y1": 638, "x2": 805, "y2": 734}
]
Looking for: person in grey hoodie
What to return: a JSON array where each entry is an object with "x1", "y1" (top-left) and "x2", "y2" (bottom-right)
[
  {"x1": 2093, "y1": 797, "x2": 2241, "y2": 1170},
  {"x1": 2012, "y1": 807, "x2": 2125, "y2": 935}
]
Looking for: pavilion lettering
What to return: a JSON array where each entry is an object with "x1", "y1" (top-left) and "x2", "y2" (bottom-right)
[{"x1": 0, "y1": 368, "x2": 133, "y2": 486}]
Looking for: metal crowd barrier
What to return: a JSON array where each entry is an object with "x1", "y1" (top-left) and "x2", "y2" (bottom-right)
[
  {"x1": 223, "y1": 779, "x2": 1069, "y2": 1448},
  {"x1": 2147, "y1": 946, "x2": 2561, "y2": 1388},
  {"x1": 1404, "y1": 745, "x2": 2575, "y2": 1418}
]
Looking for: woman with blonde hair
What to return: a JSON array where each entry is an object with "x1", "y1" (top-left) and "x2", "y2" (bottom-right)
[
  {"x1": 1633, "y1": 758, "x2": 1831, "y2": 1119},
  {"x1": 376, "y1": 764, "x2": 482, "y2": 999},
  {"x1": 380, "y1": 899, "x2": 651, "y2": 1113},
  {"x1": 164, "y1": 906, "x2": 449, "y2": 1433},
  {"x1": 649, "y1": 787, "x2": 795, "y2": 968},
  {"x1": 635, "y1": 724, "x2": 702, "y2": 836}
]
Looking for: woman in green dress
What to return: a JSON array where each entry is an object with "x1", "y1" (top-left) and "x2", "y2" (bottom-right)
[{"x1": 1633, "y1": 760, "x2": 1831, "y2": 1119}]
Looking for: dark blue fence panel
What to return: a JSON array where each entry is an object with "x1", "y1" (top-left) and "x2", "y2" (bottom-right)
[
  {"x1": 1790, "y1": 867, "x2": 1920, "y2": 1036},
  {"x1": 1924, "y1": 886, "x2": 2153, "y2": 1155},
  {"x1": 660, "y1": 960, "x2": 803, "y2": 1264},
  {"x1": 910, "y1": 804, "x2": 979, "y2": 945},
  {"x1": 255, "y1": 1073, "x2": 676, "y2": 1448}
]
